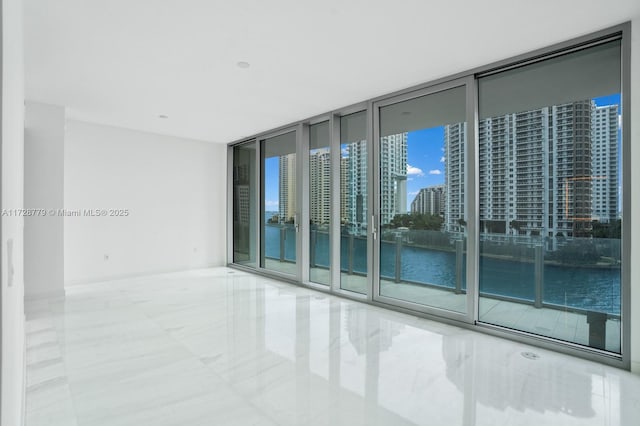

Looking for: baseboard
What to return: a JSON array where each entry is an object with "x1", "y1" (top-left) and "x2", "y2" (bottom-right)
[
  {"x1": 64, "y1": 263, "x2": 222, "y2": 287},
  {"x1": 24, "y1": 288, "x2": 66, "y2": 301}
]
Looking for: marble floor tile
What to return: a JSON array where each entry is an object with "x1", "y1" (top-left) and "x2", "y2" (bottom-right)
[
  {"x1": 24, "y1": 267, "x2": 640, "y2": 426},
  {"x1": 26, "y1": 403, "x2": 78, "y2": 426}
]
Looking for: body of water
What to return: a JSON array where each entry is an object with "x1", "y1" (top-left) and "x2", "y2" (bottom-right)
[{"x1": 264, "y1": 224, "x2": 621, "y2": 315}]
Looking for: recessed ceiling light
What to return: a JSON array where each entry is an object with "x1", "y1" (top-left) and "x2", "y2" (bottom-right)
[
  {"x1": 158, "y1": 114, "x2": 169, "y2": 119},
  {"x1": 237, "y1": 61, "x2": 250, "y2": 69}
]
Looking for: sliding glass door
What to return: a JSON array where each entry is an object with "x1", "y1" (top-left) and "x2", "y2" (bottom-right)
[
  {"x1": 373, "y1": 79, "x2": 474, "y2": 319},
  {"x1": 260, "y1": 130, "x2": 299, "y2": 277},
  {"x1": 477, "y1": 39, "x2": 623, "y2": 353}
]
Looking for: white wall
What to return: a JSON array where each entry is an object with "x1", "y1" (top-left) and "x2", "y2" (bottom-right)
[
  {"x1": 630, "y1": 15, "x2": 640, "y2": 374},
  {"x1": 24, "y1": 102, "x2": 65, "y2": 299},
  {"x1": 64, "y1": 121, "x2": 226, "y2": 285},
  {"x1": 1, "y1": 0, "x2": 25, "y2": 424}
]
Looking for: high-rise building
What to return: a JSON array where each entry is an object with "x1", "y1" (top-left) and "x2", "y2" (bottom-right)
[
  {"x1": 340, "y1": 156, "x2": 349, "y2": 224},
  {"x1": 233, "y1": 161, "x2": 252, "y2": 225},
  {"x1": 470, "y1": 100, "x2": 594, "y2": 238},
  {"x1": 444, "y1": 123, "x2": 467, "y2": 233},
  {"x1": 379, "y1": 133, "x2": 407, "y2": 225},
  {"x1": 309, "y1": 148, "x2": 331, "y2": 224},
  {"x1": 279, "y1": 153, "x2": 296, "y2": 222},
  {"x1": 553, "y1": 102, "x2": 594, "y2": 237},
  {"x1": 591, "y1": 105, "x2": 619, "y2": 223},
  {"x1": 478, "y1": 114, "x2": 508, "y2": 234},
  {"x1": 345, "y1": 140, "x2": 368, "y2": 235},
  {"x1": 411, "y1": 185, "x2": 445, "y2": 216},
  {"x1": 233, "y1": 154, "x2": 254, "y2": 260}
]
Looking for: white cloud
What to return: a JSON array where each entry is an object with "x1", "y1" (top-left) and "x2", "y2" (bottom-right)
[
  {"x1": 429, "y1": 169, "x2": 442, "y2": 175},
  {"x1": 408, "y1": 191, "x2": 419, "y2": 197},
  {"x1": 407, "y1": 164, "x2": 424, "y2": 176},
  {"x1": 265, "y1": 200, "x2": 278, "y2": 207},
  {"x1": 440, "y1": 156, "x2": 445, "y2": 163}
]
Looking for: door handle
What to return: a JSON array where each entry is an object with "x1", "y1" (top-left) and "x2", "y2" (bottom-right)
[{"x1": 371, "y1": 215, "x2": 377, "y2": 240}]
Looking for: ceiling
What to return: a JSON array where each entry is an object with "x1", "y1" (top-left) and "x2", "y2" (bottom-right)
[{"x1": 24, "y1": 0, "x2": 640, "y2": 144}]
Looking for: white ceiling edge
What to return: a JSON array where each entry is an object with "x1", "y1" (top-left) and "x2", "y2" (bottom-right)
[
  {"x1": 24, "y1": 0, "x2": 640, "y2": 144},
  {"x1": 61, "y1": 112, "x2": 221, "y2": 145}
]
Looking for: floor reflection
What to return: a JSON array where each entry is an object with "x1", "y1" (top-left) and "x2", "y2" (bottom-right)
[
  {"x1": 222, "y1": 271, "x2": 630, "y2": 425},
  {"x1": 24, "y1": 268, "x2": 639, "y2": 426}
]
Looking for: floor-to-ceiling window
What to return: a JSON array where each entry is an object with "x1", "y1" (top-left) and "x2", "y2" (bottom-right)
[
  {"x1": 374, "y1": 82, "x2": 471, "y2": 316},
  {"x1": 477, "y1": 39, "x2": 623, "y2": 353},
  {"x1": 230, "y1": 27, "x2": 628, "y2": 366},
  {"x1": 261, "y1": 131, "x2": 298, "y2": 276}
]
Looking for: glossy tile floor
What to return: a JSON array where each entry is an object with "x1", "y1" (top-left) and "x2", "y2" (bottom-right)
[
  {"x1": 25, "y1": 268, "x2": 640, "y2": 426},
  {"x1": 266, "y1": 259, "x2": 621, "y2": 351}
]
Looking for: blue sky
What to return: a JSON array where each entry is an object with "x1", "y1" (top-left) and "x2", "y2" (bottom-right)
[
  {"x1": 264, "y1": 156, "x2": 279, "y2": 212},
  {"x1": 594, "y1": 93, "x2": 623, "y2": 212},
  {"x1": 264, "y1": 94, "x2": 622, "y2": 213},
  {"x1": 405, "y1": 127, "x2": 445, "y2": 208},
  {"x1": 594, "y1": 93, "x2": 620, "y2": 107},
  {"x1": 263, "y1": 134, "x2": 446, "y2": 213}
]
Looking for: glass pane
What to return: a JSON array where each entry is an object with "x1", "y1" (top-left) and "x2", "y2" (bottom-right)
[
  {"x1": 378, "y1": 86, "x2": 467, "y2": 313},
  {"x1": 261, "y1": 131, "x2": 297, "y2": 275},
  {"x1": 309, "y1": 121, "x2": 331, "y2": 285},
  {"x1": 233, "y1": 142, "x2": 256, "y2": 267},
  {"x1": 340, "y1": 112, "x2": 368, "y2": 294},
  {"x1": 478, "y1": 40, "x2": 622, "y2": 354}
]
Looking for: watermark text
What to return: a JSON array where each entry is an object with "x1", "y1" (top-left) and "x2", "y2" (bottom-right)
[{"x1": 1, "y1": 209, "x2": 130, "y2": 217}]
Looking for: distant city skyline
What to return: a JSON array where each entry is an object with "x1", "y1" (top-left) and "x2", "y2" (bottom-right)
[{"x1": 263, "y1": 94, "x2": 622, "y2": 232}]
